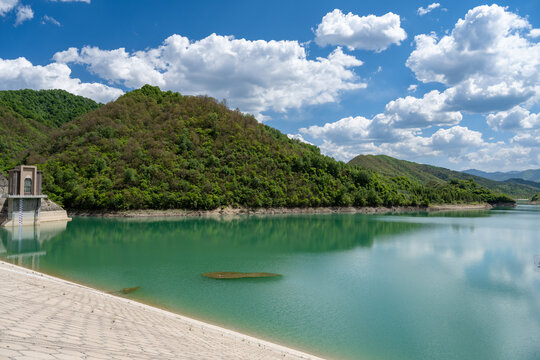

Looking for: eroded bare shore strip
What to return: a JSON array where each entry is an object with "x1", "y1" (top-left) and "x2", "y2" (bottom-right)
[{"x1": 69, "y1": 204, "x2": 495, "y2": 218}]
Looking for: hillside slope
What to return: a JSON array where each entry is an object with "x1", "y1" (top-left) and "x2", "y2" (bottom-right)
[
  {"x1": 348, "y1": 155, "x2": 540, "y2": 198},
  {"x1": 0, "y1": 103, "x2": 49, "y2": 172},
  {"x1": 26, "y1": 85, "x2": 513, "y2": 210},
  {"x1": 464, "y1": 168, "x2": 540, "y2": 183},
  {"x1": 0, "y1": 89, "x2": 101, "y2": 128},
  {"x1": 0, "y1": 89, "x2": 101, "y2": 172}
]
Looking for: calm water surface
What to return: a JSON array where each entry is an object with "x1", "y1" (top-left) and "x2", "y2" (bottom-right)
[{"x1": 1, "y1": 205, "x2": 540, "y2": 360}]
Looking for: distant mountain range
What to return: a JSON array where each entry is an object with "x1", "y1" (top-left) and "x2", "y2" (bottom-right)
[
  {"x1": 349, "y1": 155, "x2": 540, "y2": 199},
  {"x1": 463, "y1": 169, "x2": 540, "y2": 183}
]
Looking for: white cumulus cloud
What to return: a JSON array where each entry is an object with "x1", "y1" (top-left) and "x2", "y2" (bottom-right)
[
  {"x1": 54, "y1": 46, "x2": 165, "y2": 88},
  {"x1": 299, "y1": 113, "x2": 420, "y2": 151},
  {"x1": 302, "y1": 89, "x2": 463, "y2": 138},
  {"x1": 530, "y1": 29, "x2": 540, "y2": 38},
  {"x1": 0, "y1": 57, "x2": 123, "y2": 103},
  {"x1": 298, "y1": 88, "x2": 466, "y2": 159},
  {"x1": 384, "y1": 90, "x2": 462, "y2": 128},
  {"x1": 407, "y1": 84, "x2": 418, "y2": 92},
  {"x1": 417, "y1": 3, "x2": 440, "y2": 16},
  {"x1": 510, "y1": 131, "x2": 540, "y2": 148},
  {"x1": 487, "y1": 107, "x2": 540, "y2": 131},
  {"x1": 301, "y1": 120, "x2": 483, "y2": 162},
  {"x1": 430, "y1": 126, "x2": 483, "y2": 150},
  {"x1": 442, "y1": 79, "x2": 536, "y2": 113},
  {"x1": 41, "y1": 15, "x2": 61, "y2": 26},
  {"x1": 0, "y1": 0, "x2": 17, "y2": 16},
  {"x1": 53, "y1": 33, "x2": 366, "y2": 119},
  {"x1": 407, "y1": 4, "x2": 540, "y2": 114},
  {"x1": 314, "y1": 9, "x2": 407, "y2": 52},
  {"x1": 296, "y1": 5, "x2": 540, "y2": 170},
  {"x1": 14, "y1": 4, "x2": 32, "y2": 25},
  {"x1": 287, "y1": 134, "x2": 313, "y2": 145},
  {"x1": 463, "y1": 143, "x2": 534, "y2": 171},
  {"x1": 300, "y1": 116, "x2": 382, "y2": 145}
]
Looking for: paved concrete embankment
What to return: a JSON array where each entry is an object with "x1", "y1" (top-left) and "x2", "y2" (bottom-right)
[{"x1": 0, "y1": 261, "x2": 324, "y2": 360}]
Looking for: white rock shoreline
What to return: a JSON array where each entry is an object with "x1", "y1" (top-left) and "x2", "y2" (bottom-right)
[{"x1": 68, "y1": 203, "x2": 498, "y2": 218}]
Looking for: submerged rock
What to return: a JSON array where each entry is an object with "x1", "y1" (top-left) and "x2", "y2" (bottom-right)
[
  {"x1": 122, "y1": 286, "x2": 141, "y2": 294},
  {"x1": 202, "y1": 272, "x2": 281, "y2": 279}
]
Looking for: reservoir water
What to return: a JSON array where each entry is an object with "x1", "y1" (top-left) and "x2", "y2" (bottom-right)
[{"x1": 1, "y1": 205, "x2": 540, "y2": 360}]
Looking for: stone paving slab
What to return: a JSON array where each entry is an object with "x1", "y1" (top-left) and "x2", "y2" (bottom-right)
[{"x1": 0, "y1": 261, "x2": 325, "y2": 360}]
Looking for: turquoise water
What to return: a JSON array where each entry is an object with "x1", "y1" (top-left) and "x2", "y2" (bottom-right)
[{"x1": 1, "y1": 205, "x2": 540, "y2": 360}]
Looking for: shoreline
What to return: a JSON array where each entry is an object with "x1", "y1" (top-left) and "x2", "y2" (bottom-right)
[
  {"x1": 68, "y1": 203, "x2": 495, "y2": 218},
  {"x1": 0, "y1": 260, "x2": 326, "y2": 360}
]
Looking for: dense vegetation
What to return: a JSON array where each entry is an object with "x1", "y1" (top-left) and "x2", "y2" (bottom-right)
[
  {"x1": 0, "y1": 103, "x2": 49, "y2": 172},
  {"x1": 0, "y1": 89, "x2": 100, "y2": 128},
  {"x1": 0, "y1": 86, "x2": 513, "y2": 210},
  {"x1": 349, "y1": 154, "x2": 540, "y2": 198},
  {"x1": 0, "y1": 89, "x2": 100, "y2": 172},
  {"x1": 21, "y1": 85, "x2": 513, "y2": 210},
  {"x1": 531, "y1": 193, "x2": 539, "y2": 203}
]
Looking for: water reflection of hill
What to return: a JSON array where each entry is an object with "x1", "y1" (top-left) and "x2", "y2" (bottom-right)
[{"x1": 42, "y1": 214, "x2": 427, "y2": 254}]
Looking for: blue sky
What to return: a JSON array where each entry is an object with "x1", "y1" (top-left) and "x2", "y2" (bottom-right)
[{"x1": 1, "y1": 0, "x2": 539, "y2": 171}]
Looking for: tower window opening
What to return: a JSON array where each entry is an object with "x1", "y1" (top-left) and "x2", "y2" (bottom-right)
[{"x1": 24, "y1": 178, "x2": 32, "y2": 195}]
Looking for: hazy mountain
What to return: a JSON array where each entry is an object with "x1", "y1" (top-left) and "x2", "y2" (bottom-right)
[{"x1": 463, "y1": 169, "x2": 540, "y2": 183}]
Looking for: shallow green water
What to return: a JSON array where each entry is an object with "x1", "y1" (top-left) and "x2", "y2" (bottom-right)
[{"x1": 2, "y1": 205, "x2": 540, "y2": 360}]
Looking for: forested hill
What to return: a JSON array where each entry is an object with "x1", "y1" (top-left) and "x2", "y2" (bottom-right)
[
  {"x1": 0, "y1": 89, "x2": 101, "y2": 172},
  {"x1": 22, "y1": 85, "x2": 512, "y2": 210},
  {"x1": 0, "y1": 103, "x2": 47, "y2": 172},
  {"x1": 0, "y1": 89, "x2": 101, "y2": 128},
  {"x1": 349, "y1": 154, "x2": 540, "y2": 198}
]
